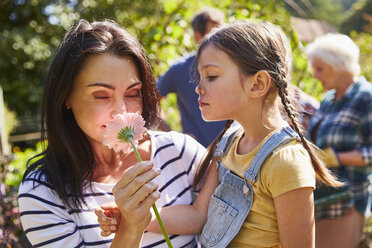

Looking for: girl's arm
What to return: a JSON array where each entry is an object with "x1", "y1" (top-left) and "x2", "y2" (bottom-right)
[
  {"x1": 96, "y1": 160, "x2": 220, "y2": 235},
  {"x1": 274, "y1": 187, "x2": 315, "y2": 248},
  {"x1": 146, "y1": 160, "x2": 220, "y2": 234}
]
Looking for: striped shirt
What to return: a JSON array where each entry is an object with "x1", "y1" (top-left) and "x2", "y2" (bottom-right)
[
  {"x1": 18, "y1": 131, "x2": 205, "y2": 248},
  {"x1": 307, "y1": 76, "x2": 372, "y2": 218}
]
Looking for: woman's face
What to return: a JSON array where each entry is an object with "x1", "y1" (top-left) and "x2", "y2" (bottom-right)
[
  {"x1": 67, "y1": 53, "x2": 143, "y2": 147},
  {"x1": 311, "y1": 58, "x2": 340, "y2": 91},
  {"x1": 196, "y1": 44, "x2": 251, "y2": 122}
]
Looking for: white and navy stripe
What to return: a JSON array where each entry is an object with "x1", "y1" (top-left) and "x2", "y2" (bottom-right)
[{"x1": 18, "y1": 130, "x2": 205, "y2": 247}]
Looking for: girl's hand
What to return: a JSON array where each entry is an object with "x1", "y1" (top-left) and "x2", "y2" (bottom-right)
[
  {"x1": 112, "y1": 161, "x2": 161, "y2": 237},
  {"x1": 95, "y1": 202, "x2": 121, "y2": 237}
]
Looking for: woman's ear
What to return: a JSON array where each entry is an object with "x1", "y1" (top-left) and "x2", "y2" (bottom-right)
[
  {"x1": 65, "y1": 99, "x2": 71, "y2": 109},
  {"x1": 247, "y1": 70, "x2": 272, "y2": 99}
]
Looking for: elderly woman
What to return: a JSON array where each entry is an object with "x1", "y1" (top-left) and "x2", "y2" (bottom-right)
[{"x1": 306, "y1": 33, "x2": 372, "y2": 248}]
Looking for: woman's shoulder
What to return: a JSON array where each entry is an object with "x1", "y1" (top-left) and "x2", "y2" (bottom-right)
[
  {"x1": 356, "y1": 77, "x2": 372, "y2": 98},
  {"x1": 149, "y1": 130, "x2": 204, "y2": 148},
  {"x1": 18, "y1": 168, "x2": 54, "y2": 195},
  {"x1": 149, "y1": 130, "x2": 206, "y2": 161}
]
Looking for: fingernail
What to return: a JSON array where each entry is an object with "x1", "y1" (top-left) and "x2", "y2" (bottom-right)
[
  {"x1": 155, "y1": 168, "x2": 161, "y2": 173},
  {"x1": 110, "y1": 219, "x2": 117, "y2": 225},
  {"x1": 102, "y1": 216, "x2": 107, "y2": 221},
  {"x1": 111, "y1": 226, "x2": 116, "y2": 231}
]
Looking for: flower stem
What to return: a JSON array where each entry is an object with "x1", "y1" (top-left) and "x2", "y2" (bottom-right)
[{"x1": 129, "y1": 138, "x2": 173, "y2": 248}]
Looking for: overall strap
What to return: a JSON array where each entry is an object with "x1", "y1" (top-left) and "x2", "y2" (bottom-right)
[
  {"x1": 214, "y1": 122, "x2": 242, "y2": 182},
  {"x1": 244, "y1": 126, "x2": 299, "y2": 184}
]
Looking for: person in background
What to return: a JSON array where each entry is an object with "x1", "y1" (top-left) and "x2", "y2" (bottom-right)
[
  {"x1": 306, "y1": 33, "x2": 372, "y2": 248},
  {"x1": 157, "y1": 7, "x2": 226, "y2": 147},
  {"x1": 17, "y1": 19, "x2": 205, "y2": 248},
  {"x1": 289, "y1": 84, "x2": 320, "y2": 133}
]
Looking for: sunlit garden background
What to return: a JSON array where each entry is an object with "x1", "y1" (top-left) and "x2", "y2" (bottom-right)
[{"x1": 1, "y1": 0, "x2": 372, "y2": 246}]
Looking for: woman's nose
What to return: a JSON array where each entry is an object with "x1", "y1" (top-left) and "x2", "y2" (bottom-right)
[{"x1": 110, "y1": 102, "x2": 126, "y2": 118}]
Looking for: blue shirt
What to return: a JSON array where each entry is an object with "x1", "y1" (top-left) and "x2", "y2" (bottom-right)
[
  {"x1": 157, "y1": 53, "x2": 226, "y2": 147},
  {"x1": 307, "y1": 76, "x2": 372, "y2": 217}
]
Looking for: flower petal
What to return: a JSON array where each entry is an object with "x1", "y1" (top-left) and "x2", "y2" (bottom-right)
[{"x1": 103, "y1": 112, "x2": 147, "y2": 154}]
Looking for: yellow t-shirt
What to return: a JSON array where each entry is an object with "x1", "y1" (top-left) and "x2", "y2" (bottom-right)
[{"x1": 221, "y1": 129, "x2": 315, "y2": 248}]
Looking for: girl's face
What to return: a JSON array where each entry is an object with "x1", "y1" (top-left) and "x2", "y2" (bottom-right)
[
  {"x1": 67, "y1": 53, "x2": 143, "y2": 147},
  {"x1": 196, "y1": 44, "x2": 251, "y2": 122},
  {"x1": 311, "y1": 58, "x2": 340, "y2": 91}
]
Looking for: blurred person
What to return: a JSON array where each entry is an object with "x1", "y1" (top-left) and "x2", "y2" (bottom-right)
[
  {"x1": 289, "y1": 85, "x2": 320, "y2": 132},
  {"x1": 157, "y1": 7, "x2": 226, "y2": 147},
  {"x1": 306, "y1": 33, "x2": 372, "y2": 248}
]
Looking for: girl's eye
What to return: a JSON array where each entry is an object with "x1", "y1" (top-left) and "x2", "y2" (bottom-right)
[{"x1": 206, "y1": 75, "x2": 217, "y2": 81}]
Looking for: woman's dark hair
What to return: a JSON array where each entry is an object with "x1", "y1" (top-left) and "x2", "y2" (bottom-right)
[
  {"x1": 23, "y1": 19, "x2": 160, "y2": 209},
  {"x1": 193, "y1": 21, "x2": 341, "y2": 188}
]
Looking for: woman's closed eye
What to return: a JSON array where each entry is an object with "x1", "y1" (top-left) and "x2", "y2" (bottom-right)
[
  {"x1": 93, "y1": 92, "x2": 111, "y2": 100},
  {"x1": 125, "y1": 88, "x2": 142, "y2": 98}
]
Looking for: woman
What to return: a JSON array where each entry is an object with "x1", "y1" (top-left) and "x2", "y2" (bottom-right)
[
  {"x1": 306, "y1": 33, "x2": 372, "y2": 248},
  {"x1": 18, "y1": 20, "x2": 204, "y2": 248}
]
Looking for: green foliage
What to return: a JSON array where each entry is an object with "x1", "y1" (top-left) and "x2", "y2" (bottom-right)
[
  {"x1": 351, "y1": 31, "x2": 372, "y2": 82},
  {"x1": 0, "y1": 0, "x2": 68, "y2": 116},
  {"x1": 7, "y1": 142, "x2": 44, "y2": 187},
  {"x1": 284, "y1": 0, "x2": 344, "y2": 27},
  {"x1": 341, "y1": 0, "x2": 372, "y2": 34},
  {"x1": 4, "y1": 105, "x2": 18, "y2": 136},
  {"x1": 160, "y1": 93, "x2": 182, "y2": 132},
  {"x1": 1, "y1": 142, "x2": 43, "y2": 246},
  {"x1": 0, "y1": 0, "x2": 326, "y2": 127}
]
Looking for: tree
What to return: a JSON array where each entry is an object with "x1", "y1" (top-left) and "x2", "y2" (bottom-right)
[
  {"x1": 0, "y1": 0, "x2": 322, "y2": 124},
  {"x1": 341, "y1": 0, "x2": 372, "y2": 33},
  {"x1": 283, "y1": 0, "x2": 344, "y2": 27}
]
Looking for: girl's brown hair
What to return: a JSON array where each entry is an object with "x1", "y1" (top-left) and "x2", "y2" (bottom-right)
[{"x1": 193, "y1": 21, "x2": 341, "y2": 188}]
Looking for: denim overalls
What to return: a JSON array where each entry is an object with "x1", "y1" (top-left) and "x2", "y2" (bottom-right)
[{"x1": 200, "y1": 124, "x2": 300, "y2": 248}]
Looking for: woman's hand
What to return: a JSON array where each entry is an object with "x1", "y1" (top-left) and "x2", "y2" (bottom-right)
[{"x1": 110, "y1": 161, "x2": 161, "y2": 247}]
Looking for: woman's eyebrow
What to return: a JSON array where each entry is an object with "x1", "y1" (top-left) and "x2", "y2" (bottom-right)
[
  {"x1": 127, "y1": 82, "x2": 142, "y2": 89},
  {"x1": 86, "y1": 82, "x2": 115, "y2": 90}
]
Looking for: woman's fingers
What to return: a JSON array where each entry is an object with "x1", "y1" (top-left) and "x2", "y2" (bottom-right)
[
  {"x1": 112, "y1": 160, "x2": 161, "y2": 231},
  {"x1": 113, "y1": 163, "x2": 160, "y2": 208},
  {"x1": 113, "y1": 161, "x2": 154, "y2": 195},
  {"x1": 114, "y1": 180, "x2": 158, "y2": 216},
  {"x1": 139, "y1": 190, "x2": 161, "y2": 211}
]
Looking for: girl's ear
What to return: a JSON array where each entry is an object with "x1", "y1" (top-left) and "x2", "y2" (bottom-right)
[{"x1": 247, "y1": 70, "x2": 272, "y2": 99}]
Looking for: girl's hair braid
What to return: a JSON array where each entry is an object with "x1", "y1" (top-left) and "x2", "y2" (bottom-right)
[
  {"x1": 275, "y1": 72, "x2": 342, "y2": 186},
  {"x1": 193, "y1": 119, "x2": 234, "y2": 189}
]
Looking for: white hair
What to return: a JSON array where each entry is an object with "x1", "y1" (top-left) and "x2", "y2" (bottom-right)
[{"x1": 306, "y1": 33, "x2": 360, "y2": 76}]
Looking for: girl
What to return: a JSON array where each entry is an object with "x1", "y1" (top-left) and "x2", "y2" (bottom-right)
[
  {"x1": 97, "y1": 21, "x2": 340, "y2": 248},
  {"x1": 18, "y1": 20, "x2": 205, "y2": 248}
]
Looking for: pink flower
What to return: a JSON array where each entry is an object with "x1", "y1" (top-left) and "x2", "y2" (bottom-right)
[{"x1": 103, "y1": 112, "x2": 147, "y2": 154}]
